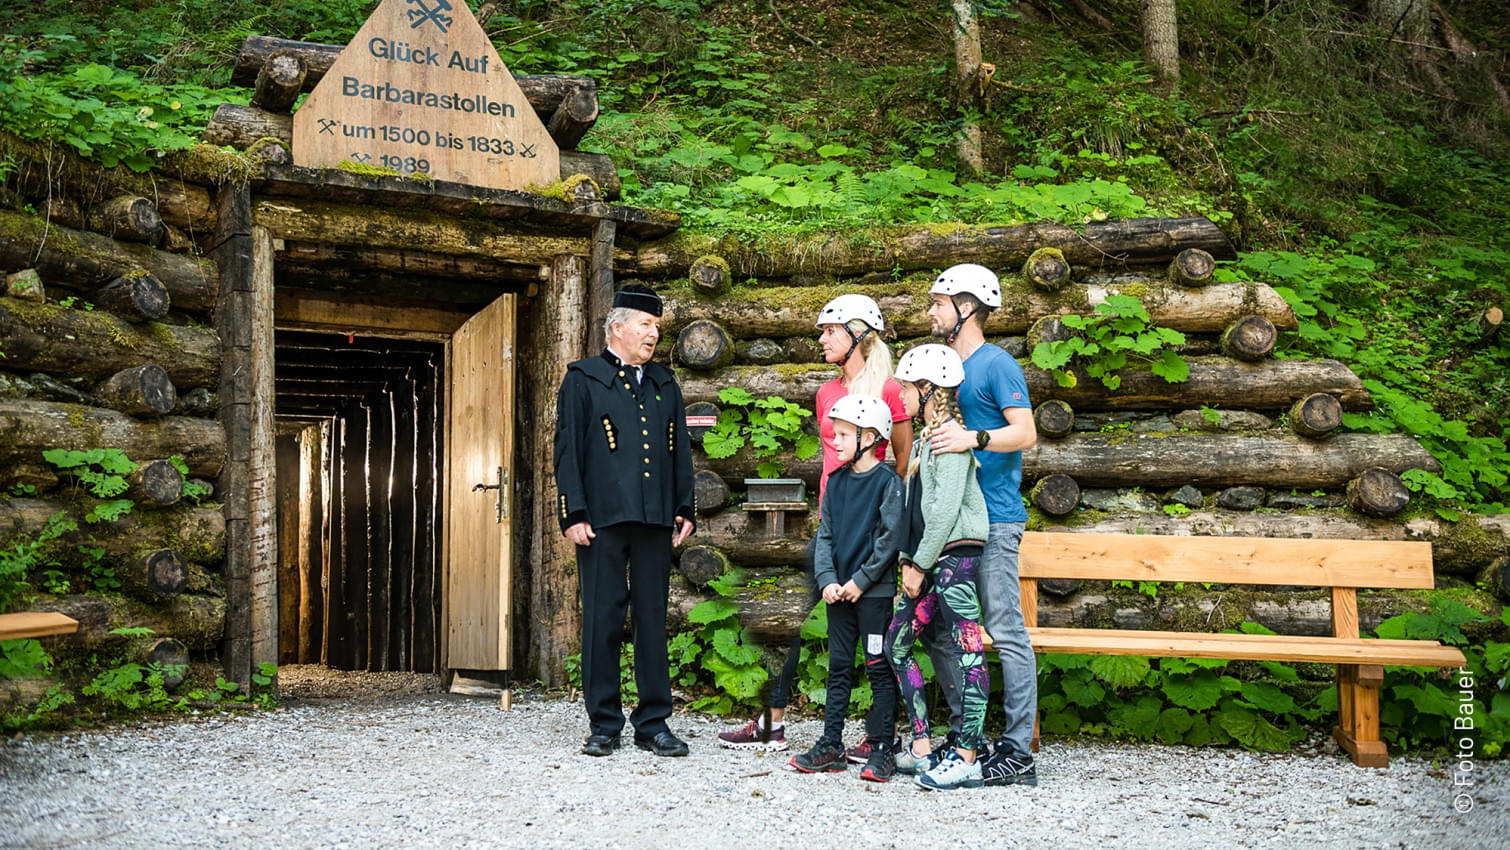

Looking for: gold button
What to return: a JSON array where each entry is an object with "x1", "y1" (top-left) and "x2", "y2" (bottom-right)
[
  {"x1": 642, "y1": 430, "x2": 648, "y2": 436},
  {"x1": 643, "y1": 458, "x2": 650, "y2": 464},
  {"x1": 640, "y1": 417, "x2": 647, "y2": 422},
  {"x1": 639, "y1": 404, "x2": 644, "y2": 409},
  {"x1": 643, "y1": 443, "x2": 650, "y2": 450},
  {"x1": 618, "y1": 370, "x2": 625, "y2": 376},
  {"x1": 643, "y1": 472, "x2": 651, "y2": 478}
]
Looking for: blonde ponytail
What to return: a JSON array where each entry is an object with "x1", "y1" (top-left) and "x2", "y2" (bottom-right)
[{"x1": 844, "y1": 318, "x2": 892, "y2": 398}]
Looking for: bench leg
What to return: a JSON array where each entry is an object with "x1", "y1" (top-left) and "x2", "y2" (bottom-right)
[{"x1": 1332, "y1": 663, "x2": 1388, "y2": 768}]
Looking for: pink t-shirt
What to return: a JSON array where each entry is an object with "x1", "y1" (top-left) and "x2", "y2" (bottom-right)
[{"x1": 815, "y1": 377, "x2": 909, "y2": 504}]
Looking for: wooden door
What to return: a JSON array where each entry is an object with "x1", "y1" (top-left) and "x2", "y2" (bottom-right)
[{"x1": 444, "y1": 293, "x2": 515, "y2": 675}]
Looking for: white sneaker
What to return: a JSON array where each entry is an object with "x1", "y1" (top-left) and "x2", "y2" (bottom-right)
[{"x1": 916, "y1": 751, "x2": 983, "y2": 790}]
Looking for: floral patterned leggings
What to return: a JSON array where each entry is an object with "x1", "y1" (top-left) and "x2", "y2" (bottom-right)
[{"x1": 886, "y1": 553, "x2": 989, "y2": 752}]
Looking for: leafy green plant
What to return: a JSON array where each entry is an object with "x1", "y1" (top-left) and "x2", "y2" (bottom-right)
[
  {"x1": 0, "y1": 510, "x2": 77, "y2": 611},
  {"x1": 1030, "y1": 295, "x2": 1189, "y2": 390},
  {"x1": 701, "y1": 387, "x2": 819, "y2": 478}
]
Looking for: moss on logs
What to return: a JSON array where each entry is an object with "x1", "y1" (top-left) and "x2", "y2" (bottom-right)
[
  {"x1": 0, "y1": 297, "x2": 219, "y2": 389},
  {"x1": 0, "y1": 210, "x2": 217, "y2": 315},
  {"x1": 0, "y1": 497, "x2": 226, "y2": 565},
  {"x1": 659, "y1": 278, "x2": 1294, "y2": 339},
  {"x1": 630, "y1": 216, "x2": 1236, "y2": 278},
  {"x1": 32, "y1": 592, "x2": 224, "y2": 650},
  {"x1": 676, "y1": 356, "x2": 1370, "y2": 412},
  {"x1": 0, "y1": 400, "x2": 224, "y2": 478},
  {"x1": 1024, "y1": 431, "x2": 1438, "y2": 489}
]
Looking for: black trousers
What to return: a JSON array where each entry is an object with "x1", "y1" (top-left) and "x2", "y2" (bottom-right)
[
  {"x1": 821, "y1": 595, "x2": 898, "y2": 747},
  {"x1": 577, "y1": 522, "x2": 673, "y2": 738}
]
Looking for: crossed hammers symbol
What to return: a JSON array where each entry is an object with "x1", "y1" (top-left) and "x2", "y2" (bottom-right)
[{"x1": 406, "y1": 0, "x2": 454, "y2": 32}]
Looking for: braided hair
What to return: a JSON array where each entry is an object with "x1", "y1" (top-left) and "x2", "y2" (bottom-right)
[{"x1": 903, "y1": 380, "x2": 968, "y2": 481}]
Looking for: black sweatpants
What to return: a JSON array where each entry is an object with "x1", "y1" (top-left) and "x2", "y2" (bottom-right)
[
  {"x1": 820, "y1": 595, "x2": 898, "y2": 748},
  {"x1": 577, "y1": 522, "x2": 673, "y2": 738}
]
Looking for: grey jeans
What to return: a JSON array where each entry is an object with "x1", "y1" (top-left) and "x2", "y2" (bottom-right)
[{"x1": 980, "y1": 522, "x2": 1036, "y2": 755}]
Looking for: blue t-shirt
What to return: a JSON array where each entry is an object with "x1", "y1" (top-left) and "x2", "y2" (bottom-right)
[{"x1": 958, "y1": 343, "x2": 1032, "y2": 523}]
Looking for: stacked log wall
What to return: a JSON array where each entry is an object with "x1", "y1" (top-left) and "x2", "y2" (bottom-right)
[
  {"x1": 1, "y1": 168, "x2": 228, "y2": 696},
  {"x1": 619, "y1": 222, "x2": 1509, "y2": 636}
]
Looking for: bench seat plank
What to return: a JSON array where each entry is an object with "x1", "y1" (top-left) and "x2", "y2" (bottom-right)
[
  {"x1": 0, "y1": 611, "x2": 80, "y2": 640},
  {"x1": 1021, "y1": 532, "x2": 1435, "y2": 589},
  {"x1": 1029, "y1": 627, "x2": 1466, "y2": 667}
]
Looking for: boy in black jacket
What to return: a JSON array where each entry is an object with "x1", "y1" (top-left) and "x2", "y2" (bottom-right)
[{"x1": 791, "y1": 395, "x2": 904, "y2": 782}]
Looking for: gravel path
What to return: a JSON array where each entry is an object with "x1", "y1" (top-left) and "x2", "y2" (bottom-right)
[{"x1": 1, "y1": 667, "x2": 1505, "y2": 849}]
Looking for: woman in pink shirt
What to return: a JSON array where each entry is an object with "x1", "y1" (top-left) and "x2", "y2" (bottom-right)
[{"x1": 719, "y1": 294, "x2": 912, "y2": 754}]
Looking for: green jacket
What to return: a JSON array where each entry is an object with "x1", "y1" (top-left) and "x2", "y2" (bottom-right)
[{"x1": 900, "y1": 437, "x2": 989, "y2": 571}]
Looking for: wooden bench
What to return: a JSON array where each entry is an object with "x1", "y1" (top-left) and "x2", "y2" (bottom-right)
[
  {"x1": 997, "y1": 531, "x2": 1466, "y2": 768},
  {"x1": 0, "y1": 611, "x2": 80, "y2": 640}
]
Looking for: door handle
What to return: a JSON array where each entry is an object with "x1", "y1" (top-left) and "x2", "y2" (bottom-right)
[{"x1": 472, "y1": 465, "x2": 508, "y2": 523}]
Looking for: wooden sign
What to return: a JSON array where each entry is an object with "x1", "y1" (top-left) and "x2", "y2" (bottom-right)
[{"x1": 292, "y1": 0, "x2": 559, "y2": 191}]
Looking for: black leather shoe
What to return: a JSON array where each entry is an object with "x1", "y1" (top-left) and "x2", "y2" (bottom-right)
[
  {"x1": 581, "y1": 733, "x2": 621, "y2": 757},
  {"x1": 634, "y1": 730, "x2": 689, "y2": 757}
]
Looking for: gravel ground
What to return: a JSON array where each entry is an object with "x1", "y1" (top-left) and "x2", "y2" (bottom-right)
[{"x1": 1, "y1": 666, "x2": 1505, "y2": 849}]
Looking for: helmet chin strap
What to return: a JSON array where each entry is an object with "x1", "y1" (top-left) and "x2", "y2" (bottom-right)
[
  {"x1": 945, "y1": 298, "x2": 970, "y2": 345},
  {"x1": 846, "y1": 432, "x2": 879, "y2": 470},
  {"x1": 842, "y1": 327, "x2": 873, "y2": 366},
  {"x1": 917, "y1": 384, "x2": 939, "y2": 420}
]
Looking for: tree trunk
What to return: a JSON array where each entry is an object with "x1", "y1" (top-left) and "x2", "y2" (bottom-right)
[
  {"x1": 94, "y1": 365, "x2": 178, "y2": 417},
  {"x1": 5, "y1": 268, "x2": 46, "y2": 302},
  {"x1": 4, "y1": 142, "x2": 216, "y2": 232},
  {"x1": 126, "y1": 458, "x2": 186, "y2": 507},
  {"x1": 674, "y1": 320, "x2": 735, "y2": 370},
  {"x1": 1478, "y1": 557, "x2": 1510, "y2": 603},
  {"x1": 0, "y1": 498, "x2": 226, "y2": 565},
  {"x1": 1030, "y1": 473, "x2": 1081, "y2": 517},
  {"x1": 32, "y1": 593, "x2": 224, "y2": 650},
  {"x1": 93, "y1": 272, "x2": 171, "y2": 322},
  {"x1": 1023, "y1": 247, "x2": 1071, "y2": 291},
  {"x1": 1346, "y1": 467, "x2": 1412, "y2": 517},
  {"x1": 1168, "y1": 248, "x2": 1214, "y2": 287},
  {"x1": 117, "y1": 549, "x2": 189, "y2": 598},
  {"x1": 1024, "y1": 432, "x2": 1438, "y2": 488},
  {"x1": 689, "y1": 255, "x2": 732, "y2": 295},
  {"x1": 87, "y1": 196, "x2": 164, "y2": 246},
  {"x1": 1477, "y1": 306, "x2": 1503, "y2": 343},
  {"x1": 545, "y1": 81, "x2": 600, "y2": 150},
  {"x1": 1289, "y1": 392, "x2": 1343, "y2": 439},
  {"x1": 252, "y1": 52, "x2": 307, "y2": 113},
  {"x1": 1371, "y1": 0, "x2": 1430, "y2": 41},
  {"x1": 667, "y1": 566, "x2": 815, "y2": 642},
  {"x1": 0, "y1": 297, "x2": 219, "y2": 389},
  {"x1": 677, "y1": 544, "x2": 731, "y2": 589},
  {"x1": 1034, "y1": 399, "x2": 1076, "y2": 439},
  {"x1": 0, "y1": 210, "x2": 218, "y2": 316},
  {"x1": 1220, "y1": 314, "x2": 1277, "y2": 361},
  {"x1": 250, "y1": 198, "x2": 591, "y2": 265},
  {"x1": 1141, "y1": 0, "x2": 1181, "y2": 89},
  {"x1": 693, "y1": 468, "x2": 731, "y2": 515},
  {"x1": 662, "y1": 280, "x2": 1292, "y2": 340},
  {"x1": 949, "y1": 0, "x2": 985, "y2": 176},
  {"x1": 675, "y1": 506, "x2": 818, "y2": 566},
  {"x1": 0, "y1": 401, "x2": 224, "y2": 478},
  {"x1": 629, "y1": 216, "x2": 1237, "y2": 278},
  {"x1": 678, "y1": 356, "x2": 1370, "y2": 413}
]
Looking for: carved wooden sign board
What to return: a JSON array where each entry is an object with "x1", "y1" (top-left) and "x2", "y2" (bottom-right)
[{"x1": 293, "y1": 0, "x2": 560, "y2": 191}]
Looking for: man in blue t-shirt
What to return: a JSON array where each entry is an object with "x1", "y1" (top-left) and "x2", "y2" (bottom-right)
[{"x1": 924, "y1": 263, "x2": 1040, "y2": 787}]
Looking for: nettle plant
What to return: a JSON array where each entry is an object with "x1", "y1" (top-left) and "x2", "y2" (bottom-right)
[
  {"x1": 1031, "y1": 294, "x2": 1189, "y2": 390},
  {"x1": 701, "y1": 387, "x2": 820, "y2": 478}
]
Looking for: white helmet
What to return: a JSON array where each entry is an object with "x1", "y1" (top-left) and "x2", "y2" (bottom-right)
[
  {"x1": 826, "y1": 394, "x2": 893, "y2": 443},
  {"x1": 895, "y1": 344, "x2": 965, "y2": 388},
  {"x1": 930, "y1": 263, "x2": 1002, "y2": 308},
  {"x1": 815, "y1": 294, "x2": 885, "y2": 331}
]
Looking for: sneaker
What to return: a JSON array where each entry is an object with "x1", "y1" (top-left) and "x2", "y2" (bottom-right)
[
  {"x1": 916, "y1": 751, "x2": 984, "y2": 791},
  {"x1": 859, "y1": 747, "x2": 896, "y2": 783},
  {"x1": 981, "y1": 748, "x2": 1038, "y2": 787},
  {"x1": 790, "y1": 740, "x2": 848, "y2": 773},
  {"x1": 846, "y1": 736, "x2": 902, "y2": 765},
  {"x1": 717, "y1": 717, "x2": 788, "y2": 751},
  {"x1": 894, "y1": 741, "x2": 940, "y2": 776}
]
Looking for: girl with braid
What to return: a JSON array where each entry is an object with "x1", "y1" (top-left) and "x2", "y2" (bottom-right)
[{"x1": 886, "y1": 344, "x2": 991, "y2": 791}]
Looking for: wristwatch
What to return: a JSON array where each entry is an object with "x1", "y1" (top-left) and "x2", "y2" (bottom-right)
[{"x1": 975, "y1": 429, "x2": 991, "y2": 450}]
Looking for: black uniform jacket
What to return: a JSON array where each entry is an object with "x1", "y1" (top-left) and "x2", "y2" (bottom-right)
[{"x1": 553, "y1": 351, "x2": 696, "y2": 534}]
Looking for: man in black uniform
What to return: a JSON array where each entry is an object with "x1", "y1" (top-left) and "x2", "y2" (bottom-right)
[{"x1": 554, "y1": 284, "x2": 696, "y2": 758}]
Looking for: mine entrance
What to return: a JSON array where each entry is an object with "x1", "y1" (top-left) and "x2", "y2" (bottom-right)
[
  {"x1": 270, "y1": 284, "x2": 518, "y2": 677},
  {"x1": 273, "y1": 329, "x2": 446, "y2": 672}
]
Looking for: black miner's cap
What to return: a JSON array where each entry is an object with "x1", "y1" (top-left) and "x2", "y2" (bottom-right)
[{"x1": 613, "y1": 283, "x2": 663, "y2": 316}]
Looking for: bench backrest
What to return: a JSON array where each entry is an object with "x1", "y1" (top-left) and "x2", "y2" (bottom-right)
[
  {"x1": 1018, "y1": 531, "x2": 1435, "y2": 640},
  {"x1": 1020, "y1": 532, "x2": 1434, "y2": 589}
]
